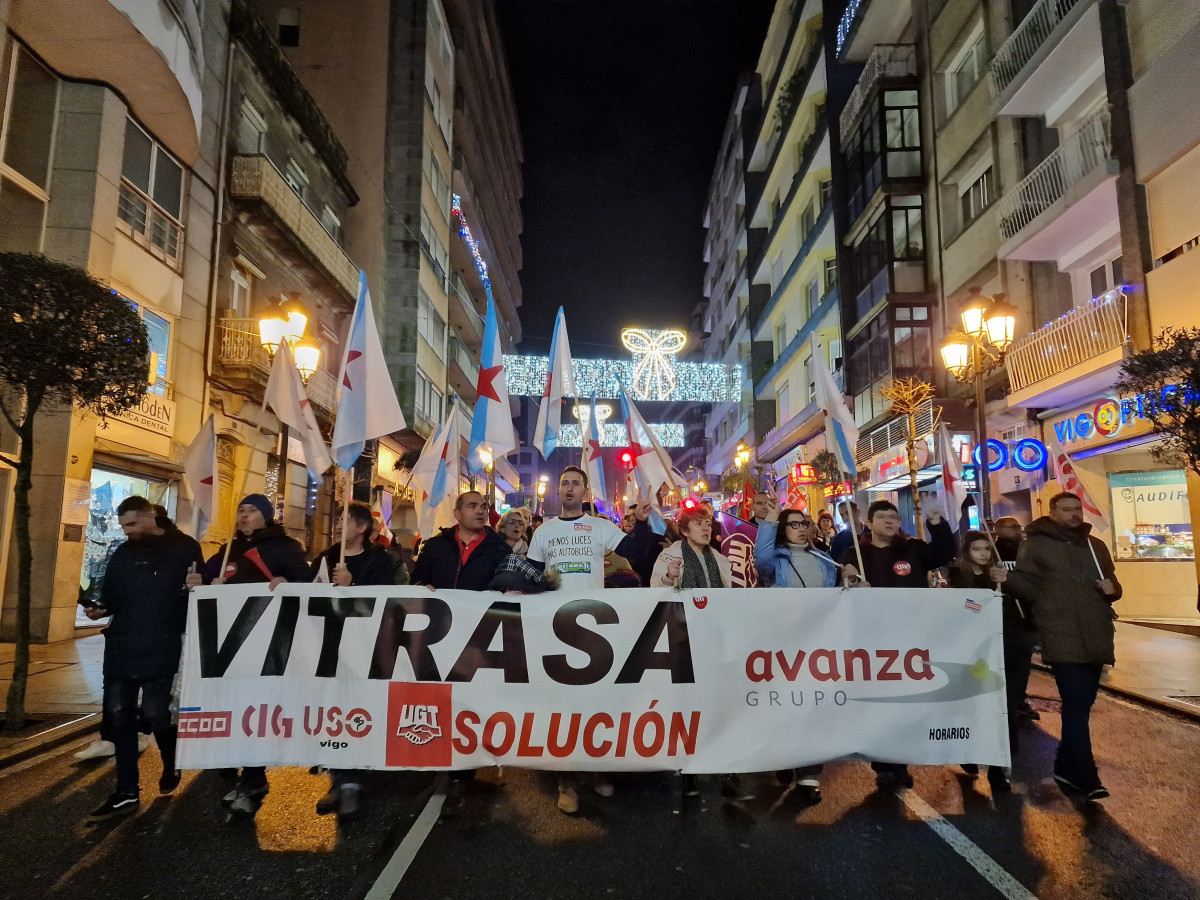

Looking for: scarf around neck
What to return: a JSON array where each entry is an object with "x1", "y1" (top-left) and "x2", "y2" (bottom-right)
[{"x1": 680, "y1": 541, "x2": 725, "y2": 589}]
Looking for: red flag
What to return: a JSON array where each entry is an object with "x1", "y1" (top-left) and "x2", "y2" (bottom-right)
[
  {"x1": 242, "y1": 547, "x2": 275, "y2": 581},
  {"x1": 738, "y1": 481, "x2": 756, "y2": 520}
]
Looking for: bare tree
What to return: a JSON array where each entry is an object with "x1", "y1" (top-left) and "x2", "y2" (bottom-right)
[{"x1": 881, "y1": 377, "x2": 936, "y2": 540}]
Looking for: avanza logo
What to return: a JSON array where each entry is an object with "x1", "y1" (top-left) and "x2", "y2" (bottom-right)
[
  {"x1": 396, "y1": 704, "x2": 441, "y2": 745},
  {"x1": 386, "y1": 683, "x2": 452, "y2": 766}
]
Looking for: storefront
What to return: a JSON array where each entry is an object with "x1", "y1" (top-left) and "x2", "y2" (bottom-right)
[{"x1": 1040, "y1": 394, "x2": 1197, "y2": 621}]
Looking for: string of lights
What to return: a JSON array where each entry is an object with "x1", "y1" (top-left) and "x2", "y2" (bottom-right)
[
  {"x1": 503, "y1": 354, "x2": 741, "y2": 403},
  {"x1": 557, "y1": 423, "x2": 685, "y2": 448},
  {"x1": 451, "y1": 193, "x2": 491, "y2": 292}
]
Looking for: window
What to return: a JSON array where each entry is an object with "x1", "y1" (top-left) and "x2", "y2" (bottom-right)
[
  {"x1": 277, "y1": 8, "x2": 300, "y2": 47},
  {"x1": 1108, "y1": 471, "x2": 1193, "y2": 560},
  {"x1": 414, "y1": 370, "x2": 444, "y2": 424},
  {"x1": 777, "y1": 384, "x2": 789, "y2": 425},
  {"x1": 820, "y1": 179, "x2": 832, "y2": 207},
  {"x1": 230, "y1": 267, "x2": 252, "y2": 317},
  {"x1": 807, "y1": 278, "x2": 820, "y2": 315},
  {"x1": 117, "y1": 119, "x2": 184, "y2": 265},
  {"x1": 283, "y1": 157, "x2": 308, "y2": 199},
  {"x1": 771, "y1": 252, "x2": 788, "y2": 291},
  {"x1": 884, "y1": 90, "x2": 921, "y2": 178},
  {"x1": 960, "y1": 166, "x2": 994, "y2": 228},
  {"x1": 142, "y1": 308, "x2": 171, "y2": 396},
  {"x1": 824, "y1": 257, "x2": 838, "y2": 292},
  {"x1": 0, "y1": 46, "x2": 58, "y2": 252},
  {"x1": 774, "y1": 320, "x2": 786, "y2": 357},
  {"x1": 236, "y1": 100, "x2": 267, "y2": 154},
  {"x1": 1089, "y1": 257, "x2": 1124, "y2": 297},
  {"x1": 417, "y1": 286, "x2": 445, "y2": 352},
  {"x1": 425, "y1": 69, "x2": 452, "y2": 148},
  {"x1": 946, "y1": 25, "x2": 985, "y2": 116},
  {"x1": 319, "y1": 205, "x2": 341, "y2": 241},
  {"x1": 892, "y1": 306, "x2": 931, "y2": 371},
  {"x1": 799, "y1": 202, "x2": 815, "y2": 244},
  {"x1": 422, "y1": 139, "x2": 450, "y2": 216},
  {"x1": 420, "y1": 208, "x2": 450, "y2": 284},
  {"x1": 891, "y1": 195, "x2": 925, "y2": 259},
  {"x1": 803, "y1": 356, "x2": 815, "y2": 404}
]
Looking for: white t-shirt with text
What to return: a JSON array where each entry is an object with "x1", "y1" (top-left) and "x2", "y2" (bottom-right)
[{"x1": 527, "y1": 514, "x2": 628, "y2": 590}]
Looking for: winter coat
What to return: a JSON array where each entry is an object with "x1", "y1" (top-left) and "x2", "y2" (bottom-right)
[
  {"x1": 1005, "y1": 516, "x2": 1122, "y2": 665},
  {"x1": 204, "y1": 523, "x2": 312, "y2": 585},
  {"x1": 411, "y1": 527, "x2": 525, "y2": 591},
  {"x1": 310, "y1": 542, "x2": 397, "y2": 586},
  {"x1": 99, "y1": 525, "x2": 205, "y2": 679},
  {"x1": 651, "y1": 541, "x2": 734, "y2": 588},
  {"x1": 753, "y1": 521, "x2": 839, "y2": 588},
  {"x1": 836, "y1": 519, "x2": 956, "y2": 588}
]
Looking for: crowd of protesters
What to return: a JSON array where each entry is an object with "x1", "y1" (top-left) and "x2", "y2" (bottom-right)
[{"x1": 78, "y1": 466, "x2": 1120, "y2": 825}]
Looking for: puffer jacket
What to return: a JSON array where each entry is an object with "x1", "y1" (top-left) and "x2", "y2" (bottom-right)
[
  {"x1": 1005, "y1": 516, "x2": 1122, "y2": 665},
  {"x1": 753, "y1": 521, "x2": 840, "y2": 588},
  {"x1": 204, "y1": 523, "x2": 312, "y2": 585}
]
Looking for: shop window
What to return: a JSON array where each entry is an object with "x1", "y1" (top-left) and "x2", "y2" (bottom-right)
[
  {"x1": 78, "y1": 469, "x2": 176, "y2": 625},
  {"x1": 118, "y1": 119, "x2": 184, "y2": 264},
  {"x1": 1109, "y1": 471, "x2": 1193, "y2": 560}
]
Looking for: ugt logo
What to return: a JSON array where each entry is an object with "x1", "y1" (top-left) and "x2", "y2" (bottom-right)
[
  {"x1": 386, "y1": 683, "x2": 452, "y2": 767},
  {"x1": 396, "y1": 703, "x2": 441, "y2": 745}
]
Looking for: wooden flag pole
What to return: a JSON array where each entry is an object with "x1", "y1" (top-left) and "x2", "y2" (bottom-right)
[
  {"x1": 844, "y1": 468, "x2": 866, "y2": 582},
  {"x1": 339, "y1": 466, "x2": 352, "y2": 567},
  {"x1": 219, "y1": 461, "x2": 252, "y2": 577}
]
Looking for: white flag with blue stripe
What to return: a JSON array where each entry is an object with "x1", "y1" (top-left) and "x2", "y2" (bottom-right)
[
  {"x1": 533, "y1": 306, "x2": 577, "y2": 458},
  {"x1": 811, "y1": 337, "x2": 859, "y2": 478}
]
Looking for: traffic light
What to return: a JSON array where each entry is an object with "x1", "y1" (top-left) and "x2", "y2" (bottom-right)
[
  {"x1": 681, "y1": 496, "x2": 700, "y2": 511},
  {"x1": 620, "y1": 450, "x2": 635, "y2": 471}
]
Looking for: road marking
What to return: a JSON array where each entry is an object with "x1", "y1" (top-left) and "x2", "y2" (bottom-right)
[
  {"x1": 901, "y1": 790, "x2": 1038, "y2": 900},
  {"x1": 0, "y1": 734, "x2": 99, "y2": 779},
  {"x1": 364, "y1": 781, "x2": 446, "y2": 900}
]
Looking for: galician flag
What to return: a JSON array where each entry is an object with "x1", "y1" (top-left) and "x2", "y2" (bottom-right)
[
  {"x1": 581, "y1": 389, "x2": 608, "y2": 513},
  {"x1": 412, "y1": 403, "x2": 462, "y2": 539},
  {"x1": 811, "y1": 337, "x2": 859, "y2": 478},
  {"x1": 533, "y1": 306, "x2": 577, "y2": 458},
  {"x1": 469, "y1": 287, "x2": 517, "y2": 472},
  {"x1": 263, "y1": 339, "x2": 333, "y2": 480},
  {"x1": 618, "y1": 381, "x2": 687, "y2": 502},
  {"x1": 331, "y1": 271, "x2": 407, "y2": 471},
  {"x1": 183, "y1": 413, "x2": 219, "y2": 539},
  {"x1": 937, "y1": 423, "x2": 969, "y2": 532},
  {"x1": 1046, "y1": 429, "x2": 1110, "y2": 532}
]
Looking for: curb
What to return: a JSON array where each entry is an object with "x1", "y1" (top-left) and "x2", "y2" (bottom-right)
[
  {"x1": 0, "y1": 713, "x2": 101, "y2": 771},
  {"x1": 1032, "y1": 662, "x2": 1200, "y2": 722}
]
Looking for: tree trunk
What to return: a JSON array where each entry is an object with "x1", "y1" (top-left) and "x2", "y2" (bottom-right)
[
  {"x1": 907, "y1": 412, "x2": 925, "y2": 541},
  {"x1": 4, "y1": 415, "x2": 36, "y2": 731}
]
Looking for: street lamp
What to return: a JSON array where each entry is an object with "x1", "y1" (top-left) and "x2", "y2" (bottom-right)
[
  {"x1": 694, "y1": 480, "x2": 706, "y2": 494},
  {"x1": 258, "y1": 296, "x2": 309, "y2": 358},
  {"x1": 939, "y1": 288, "x2": 1017, "y2": 525},
  {"x1": 293, "y1": 339, "x2": 321, "y2": 384},
  {"x1": 536, "y1": 474, "x2": 548, "y2": 515}
]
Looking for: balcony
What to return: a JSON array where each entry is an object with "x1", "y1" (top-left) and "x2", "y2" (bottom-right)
[
  {"x1": 1006, "y1": 289, "x2": 1129, "y2": 409},
  {"x1": 447, "y1": 335, "x2": 479, "y2": 401},
  {"x1": 996, "y1": 107, "x2": 1117, "y2": 261},
  {"x1": 988, "y1": 0, "x2": 1102, "y2": 121},
  {"x1": 836, "y1": 0, "x2": 912, "y2": 62},
  {"x1": 448, "y1": 274, "x2": 485, "y2": 347},
  {"x1": 230, "y1": 155, "x2": 358, "y2": 299},
  {"x1": 215, "y1": 317, "x2": 338, "y2": 415},
  {"x1": 855, "y1": 399, "x2": 935, "y2": 465},
  {"x1": 840, "y1": 45, "x2": 917, "y2": 141}
]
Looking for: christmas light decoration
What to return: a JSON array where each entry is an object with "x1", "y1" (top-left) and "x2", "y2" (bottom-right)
[
  {"x1": 451, "y1": 193, "x2": 491, "y2": 291},
  {"x1": 557, "y1": 423, "x2": 685, "y2": 448},
  {"x1": 620, "y1": 328, "x2": 687, "y2": 399},
  {"x1": 503, "y1": 354, "x2": 741, "y2": 403},
  {"x1": 572, "y1": 403, "x2": 613, "y2": 429}
]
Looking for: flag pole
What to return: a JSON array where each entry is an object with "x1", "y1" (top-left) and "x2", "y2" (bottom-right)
[
  {"x1": 844, "y1": 470, "x2": 866, "y2": 581},
  {"x1": 339, "y1": 466, "x2": 352, "y2": 567}
]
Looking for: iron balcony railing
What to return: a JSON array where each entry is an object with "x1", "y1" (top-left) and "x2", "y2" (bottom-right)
[
  {"x1": 117, "y1": 181, "x2": 183, "y2": 268},
  {"x1": 1006, "y1": 288, "x2": 1128, "y2": 393},
  {"x1": 855, "y1": 398, "x2": 935, "y2": 464},
  {"x1": 997, "y1": 106, "x2": 1110, "y2": 242},
  {"x1": 988, "y1": 0, "x2": 1089, "y2": 98},
  {"x1": 839, "y1": 44, "x2": 917, "y2": 140},
  {"x1": 216, "y1": 317, "x2": 337, "y2": 413}
]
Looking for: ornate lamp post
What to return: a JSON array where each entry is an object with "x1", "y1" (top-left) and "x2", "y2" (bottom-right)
[{"x1": 939, "y1": 288, "x2": 1017, "y2": 525}]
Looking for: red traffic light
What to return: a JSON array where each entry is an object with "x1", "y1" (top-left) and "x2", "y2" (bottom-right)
[
  {"x1": 620, "y1": 451, "x2": 634, "y2": 468},
  {"x1": 682, "y1": 496, "x2": 700, "y2": 511}
]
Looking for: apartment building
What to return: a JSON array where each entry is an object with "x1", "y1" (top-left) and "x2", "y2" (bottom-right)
[
  {"x1": 251, "y1": 0, "x2": 525, "y2": 518},
  {"x1": 0, "y1": 0, "x2": 223, "y2": 641},
  {"x1": 737, "y1": 0, "x2": 844, "y2": 515}
]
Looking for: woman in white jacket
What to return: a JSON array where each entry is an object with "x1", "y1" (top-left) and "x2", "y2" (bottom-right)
[{"x1": 651, "y1": 507, "x2": 733, "y2": 588}]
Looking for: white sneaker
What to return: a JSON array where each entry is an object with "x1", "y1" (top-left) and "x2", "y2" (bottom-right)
[
  {"x1": 557, "y1": 785, "x2": 579, "y2": 814},
  {"x1": 137, "y1": 734, "x2": 152, "y2": 754},
  {"x1": 74, "y1": 740, "x2": 115, "y2": 761},
  {"x1": 592, "y1": 777, "x2": 614, "y2": 798}
]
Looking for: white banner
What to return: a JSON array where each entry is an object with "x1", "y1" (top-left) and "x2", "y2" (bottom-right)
[{"x1": 177, "y1": 586, "x2": 1010, "y2": 772}]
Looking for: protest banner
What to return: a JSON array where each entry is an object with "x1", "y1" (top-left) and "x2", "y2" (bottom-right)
[{"x1": 177, "y1": 585, "x2": 1010, "y2": 773}]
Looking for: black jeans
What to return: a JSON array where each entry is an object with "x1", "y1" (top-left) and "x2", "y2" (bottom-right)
[
  {"x1": 1003, "y1": 626, "x2": 1037, "y2": 754},
  {"x1": 105, "y1": 674, "x2": 176, "y2": 795},
  {"x1": 1050, "y1": 662, "x2": 1104, "y2": 788}
]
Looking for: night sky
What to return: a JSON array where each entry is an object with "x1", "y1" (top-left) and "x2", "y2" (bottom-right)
[{"x1": 496, "y1": 0, "x2": 776, "y2": 357}]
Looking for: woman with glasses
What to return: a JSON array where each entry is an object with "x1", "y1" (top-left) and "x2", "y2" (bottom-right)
[{"x1": 753, "y1": 490, "x2": 839, "y2": 588}]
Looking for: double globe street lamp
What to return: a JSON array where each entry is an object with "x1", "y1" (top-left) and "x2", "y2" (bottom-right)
[
  {"x1": 939, "y1": 288, "x2": 1018, "y2": 525},
  {"x1": 258, "y1": 296, "x2": 321, "y2": 383}
]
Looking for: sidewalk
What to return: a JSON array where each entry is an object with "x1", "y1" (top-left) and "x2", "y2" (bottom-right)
[{"x1": 1, "y1": 619, "x2": 1198, "y2": 768}]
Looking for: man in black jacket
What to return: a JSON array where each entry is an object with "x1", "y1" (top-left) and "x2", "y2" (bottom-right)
[
  {"x1": 410, "y1": 490, "x2": 549, "y2": 815},
  {"x1": 86, "y1": 496, "x2": 204, "y2": 822},
  {"x1": 190, "y1": 493, "x2": 311, "y2": 817},
  {"x1": 840, "y1": 499, "x2": 955, "y2": 790}
]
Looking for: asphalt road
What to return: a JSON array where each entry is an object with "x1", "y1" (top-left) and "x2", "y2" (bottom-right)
[{"x1": 2, "y1": 671, "x2": 1197, "y2": 900}]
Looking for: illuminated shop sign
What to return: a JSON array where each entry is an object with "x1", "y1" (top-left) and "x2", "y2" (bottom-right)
[
  {"x1": 1050, "y1": 385, "x2": 1189, "y2": 446},
  {"x1": 972, "y1": 438, "x2": 1047, "y2": 473}
]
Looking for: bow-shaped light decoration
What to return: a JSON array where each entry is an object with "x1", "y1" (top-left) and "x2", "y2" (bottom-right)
[{"x1": 620, "y1": 328, "x2": 687, "y2": 401}]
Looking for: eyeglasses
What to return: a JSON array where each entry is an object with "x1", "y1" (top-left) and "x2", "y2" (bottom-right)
[
  {"x1": 785, "y1": 521, "x2": 807, "y2": 529},
  {"x1": 873, "y1": 514, "x2": 902, "y2": 522}
]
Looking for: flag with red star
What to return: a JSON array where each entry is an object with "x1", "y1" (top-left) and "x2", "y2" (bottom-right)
[
  {"x1": 183, "y1": 413, "x2": 219, "y2": 539},
  {"x1": 937, "y1": 423, "x2": 968, "y2": 533},
  {"x1": 469, "y1": 286, "x2": 517, "y2": 471},
  {"x1": 264, "y1": 338, "x2": 333, "y2": 480},
  {"x1": 331, "y1": 271, "x2": 407, "y2": 471}
]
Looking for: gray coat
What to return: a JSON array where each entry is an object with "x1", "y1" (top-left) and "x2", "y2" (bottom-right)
[{"x1": 1005, "y1": 516, "x2": 1122, "y2": 665}]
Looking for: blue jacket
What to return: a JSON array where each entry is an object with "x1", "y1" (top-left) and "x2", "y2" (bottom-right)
[{"x1": 754, "y1": 521, "x2": 840, "y2": 588}]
